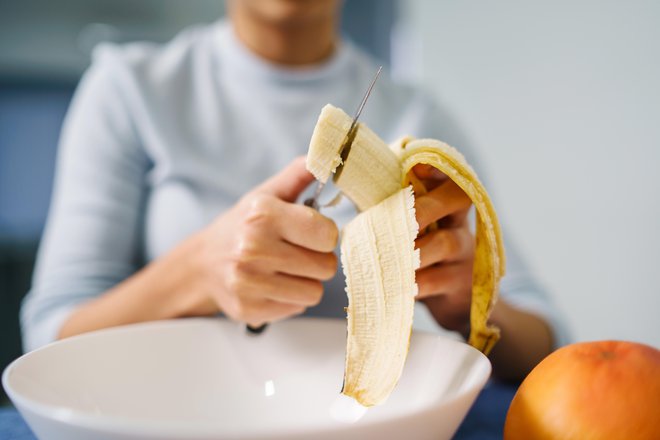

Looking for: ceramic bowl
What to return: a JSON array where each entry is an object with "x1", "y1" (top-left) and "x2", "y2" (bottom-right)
[{"x1": 3, "y1": 318, "x2": 490, "y2": 440}]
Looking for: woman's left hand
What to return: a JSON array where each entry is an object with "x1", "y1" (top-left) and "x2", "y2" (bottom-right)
[{"x1": 412, "y1": 164, "x2": 475, "y2": 333}]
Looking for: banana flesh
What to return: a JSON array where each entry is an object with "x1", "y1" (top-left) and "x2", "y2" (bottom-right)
[
  {"x1": 340, "y1": 187, "x2": 420, "y2": 406},
  {"x1": 307, "y1": 104, "x2": 505, "y2": 406},
  {"x1": 307, "y1": 104, "x2": 402, "y2": 211}
]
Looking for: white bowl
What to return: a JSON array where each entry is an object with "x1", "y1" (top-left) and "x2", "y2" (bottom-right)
[{"x1": 3, "y1": 318, "x2": 490, "y2": 440}]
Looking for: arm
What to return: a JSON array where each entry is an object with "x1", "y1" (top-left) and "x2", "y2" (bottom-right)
[
  {"x1": 486, "y1": 301, "x2": 553, "y2": 382},
  {"x1": 58, "y1": 231, "x2": 218, "y2": 339},
  {"x1": 422, "y1": 296, "x2": 554, "y2": 382},
  {"x1": 22, "y1": 50, "x2": 338, "y2": 347},
  {"x1": 21, "y1": 53, "x2": 151, "y2": 350}
]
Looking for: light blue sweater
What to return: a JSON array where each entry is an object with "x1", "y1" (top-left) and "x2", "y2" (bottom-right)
[{"x1": 21, "y1": 21, "x2": 569, "y2": 351}]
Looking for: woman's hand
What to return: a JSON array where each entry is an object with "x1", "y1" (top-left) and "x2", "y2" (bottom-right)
[
  {"x1": 192, "y1": 156, "x2": 338, "y2": 327},
  {"x1": 59, "y1": 157, "x2": 338, "y2": 338},
  {"x1": 411, "y1": 164, "x2": 475, "y2": 333}
]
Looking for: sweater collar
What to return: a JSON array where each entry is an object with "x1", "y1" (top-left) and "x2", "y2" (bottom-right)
[{"x1": 214, "y1": 19, "x2": 352, "y2": 84}]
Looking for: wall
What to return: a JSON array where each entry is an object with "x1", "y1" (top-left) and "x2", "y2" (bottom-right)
[{"x1": 396, "y1": 0, "x2": 660, "y2": 347}]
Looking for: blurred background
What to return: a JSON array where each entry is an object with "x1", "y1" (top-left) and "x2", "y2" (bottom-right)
[{"x1": 1, "y1": 0, "x2": 658, "y2": 403}]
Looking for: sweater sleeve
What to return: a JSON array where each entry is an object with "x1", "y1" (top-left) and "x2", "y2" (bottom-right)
[{"x1": 20, "y1": 47, "x2": 151, "y2": 351}]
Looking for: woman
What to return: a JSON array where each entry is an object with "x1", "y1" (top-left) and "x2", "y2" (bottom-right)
[{"x1": 22, "y1": 0, "x2": 568, "y2": 381}]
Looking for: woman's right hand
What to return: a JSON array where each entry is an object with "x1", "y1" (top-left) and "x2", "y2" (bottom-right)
[
  {"x1": 189, "y1": 156, "x2": 339, "y2": 327},
  {"x1": 59, "y1": 157, "x2": 337, "y2": 339}
]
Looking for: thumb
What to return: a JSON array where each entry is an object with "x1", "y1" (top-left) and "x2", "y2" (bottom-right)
[{"x1": 253, "y1": 156, "x2": 315, "y2": 202}]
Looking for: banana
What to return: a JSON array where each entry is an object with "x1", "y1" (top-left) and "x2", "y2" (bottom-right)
[
  {"x1": 340, "y1": 187, "x2": 420, "y2": 406},
  {"x1": 307, "y1": 104, "x2": 505, "y2": 406},
  {"x1": 307, "y1": 105, "x2": 402, "y2": 211}
]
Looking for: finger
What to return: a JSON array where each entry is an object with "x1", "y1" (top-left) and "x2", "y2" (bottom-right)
[
  {"x1": 447, "y1": 207, "x2": 470, "y2": 228},
  {"x1": 253, "y1": 156, "x2": 315, "y2": 202},
  {"x1": 269, "y1": 241, "x2": 338, "y2": 280},
  {"x1": 240, "y1": 271, "x2": 325, "y2": 307},
  {"x1": 240, "y1": 299, "x2": 306, "y2": 328},
  {"x1": 262, "y1": 273, "x2": 325, "y2": 307},
  {"x1": 432, "y1": 204, "x2": 471, "y2": 229},
  {"x1": 272, "y1": 199, "x2": 338, "y2": 252},
  {"x1": 411, "y1": 164, "x2": 448, "y2": 191},
  {"x1": 434, "y1": 209, "x2": 469, "y2": 230},
  {"x1": 261, "y1": 299, "x2": 307, "y2": 324},
  {"x1": 416, "y1": 227, "x2": 474, "y2": 268},
  {"x1": 415, "y1": 179, "x2": 472, "y2": 230},
  {"x1": 416, "y1": 262, "x2": 473, "y2": 300},
  {"x1": 245, "y1": 237, "x2": 337, "y2": 280},
  {"x1": 412, "y1": 164, "x2": 447, "y2": 181}
]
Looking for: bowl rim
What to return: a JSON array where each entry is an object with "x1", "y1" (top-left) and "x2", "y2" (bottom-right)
[{"x1": 2, "y1": 317, "x2": 492, "y2": 438}]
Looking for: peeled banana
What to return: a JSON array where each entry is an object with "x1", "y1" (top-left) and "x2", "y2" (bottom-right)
[
  {"x1": 307, "y1": 104, "x2": 402, "y2": 211},
  {"x1": 306, "y1": 104, "x2": 505, "y2": 407},
  {"x1": 340, "y1": 187, "x2": 420, "y2": 406}
]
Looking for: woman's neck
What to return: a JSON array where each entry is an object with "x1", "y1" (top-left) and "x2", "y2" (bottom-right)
[{"x1": 229, "y1": 3, "x2": 338, "y2": 66}]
